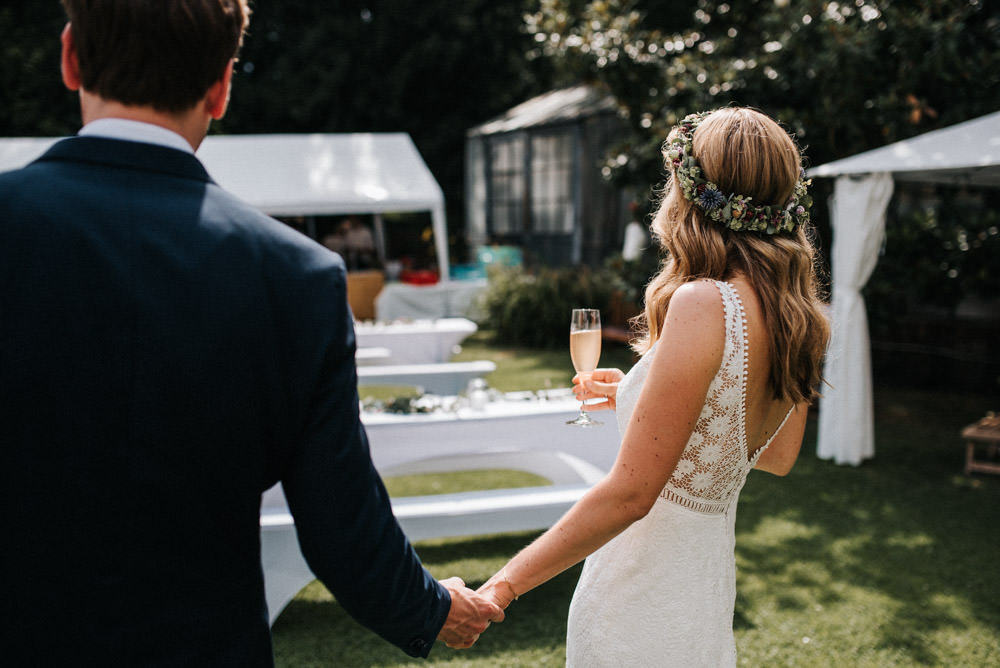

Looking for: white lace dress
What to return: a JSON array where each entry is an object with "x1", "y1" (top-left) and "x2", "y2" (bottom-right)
[{"x1": 566, "y1": 280, "x2": 791, "y2": 667}]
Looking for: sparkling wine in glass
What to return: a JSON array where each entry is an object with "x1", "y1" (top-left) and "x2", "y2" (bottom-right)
[{"x1": 567, "y1": 308, "x2": 602, "y2": 427}]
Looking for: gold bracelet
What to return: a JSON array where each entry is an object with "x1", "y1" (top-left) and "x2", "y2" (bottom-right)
[{"x1": 500, "y1": 567, "x2": 519, "y2": 601}]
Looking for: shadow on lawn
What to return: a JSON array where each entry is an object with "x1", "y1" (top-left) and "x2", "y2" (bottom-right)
[
  {"x1": 273, "y1": 532, "x2": 576, "y2": 667},
  {"x1": 273, "y1": 385, "x2": 999, "y2": 666},
  {"x1": 734, "y1": 385, "x2": 1000, "y2": 666}
]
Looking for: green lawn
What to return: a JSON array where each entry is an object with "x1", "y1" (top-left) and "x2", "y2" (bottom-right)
[{"x1": 274, "y1": 333, "x2": 1000, "y2": 667}]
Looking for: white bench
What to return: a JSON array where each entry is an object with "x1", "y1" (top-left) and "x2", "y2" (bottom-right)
[
  {"x1": 391, "y1": 482, "x2": 591, "y2": 542},
  {"x1": 357, "y1": 360, "x2": 496, "y2": 395},
  {"x1": 354, "y1": 317, "x2": 478, "y2": 364},
  {"x1": 355, "y1": 346, "x2": 392, "y2": 365},
  {"x1": 260, "y1": 448, "x2": 607, "y2": 626}
]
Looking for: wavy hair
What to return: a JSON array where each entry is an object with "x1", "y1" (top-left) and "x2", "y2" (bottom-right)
[{"x1": 632, "y1": 107, "x2": 830, "y2": 404}]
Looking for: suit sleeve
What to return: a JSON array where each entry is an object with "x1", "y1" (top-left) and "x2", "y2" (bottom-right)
[{"x1": 279, "y1": 259, "x2": 450, "y2": 658}]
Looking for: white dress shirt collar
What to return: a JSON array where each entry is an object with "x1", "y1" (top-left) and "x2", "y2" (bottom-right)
[{"x1": 78, "y1": 118, "x2": 194, "y2": 154}]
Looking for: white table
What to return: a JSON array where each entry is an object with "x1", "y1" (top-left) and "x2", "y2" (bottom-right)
[
  {"x1": 375, "y1": 279, "x2": 488, "y2": 322},
  {"x1": 260, "y1": 392, "x2": 620, "y2": 625},
  {"x1": 362, "y1": 393, "x2": 619, "y2": 474},
  {"x1": 354, "y1": 317, "x2": 478, "y2": 364}
]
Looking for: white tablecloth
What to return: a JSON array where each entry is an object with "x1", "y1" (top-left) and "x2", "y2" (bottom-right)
[
  {"x1": 375, "y1": 279, "x2": 488, "y2": 322},
  {"x1": 363, "y1": 393, "x2": 620, "y2": 475},
  {"x1": 354, "y1": 317, "x2": 478, "y2": 364}
]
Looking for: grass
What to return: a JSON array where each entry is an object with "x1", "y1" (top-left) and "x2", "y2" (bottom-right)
[{"x1": 275, "y1": 332, "x2": 1000, "y2": 667}]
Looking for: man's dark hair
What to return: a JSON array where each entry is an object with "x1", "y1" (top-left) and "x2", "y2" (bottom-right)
[{"x1": 61, "y1": 0, "x2": 250, "y2": 113}]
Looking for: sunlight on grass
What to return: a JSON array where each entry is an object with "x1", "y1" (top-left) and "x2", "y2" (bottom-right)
[
  {"x1": 384, "y1": 470, "x2": 550, "y2": 498},
  {"x1": 272, "y1": 336, "x2": 1000, "y2": 667},
  {"x1": 452, "y1": 331, "x2": 637, "y2": 393}
]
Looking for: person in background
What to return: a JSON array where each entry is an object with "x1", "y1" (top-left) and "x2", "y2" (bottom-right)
[
  {"x1": 476, "y1": 107, "x2": 830, "y2": 666},
  {"x1": 0, "y1": 1, "x2": 500, "y2": 665},
  {"x1": 342, "y1": 215, "x2": 379, "y2": 270}
]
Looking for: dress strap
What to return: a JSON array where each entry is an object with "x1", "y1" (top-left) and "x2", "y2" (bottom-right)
[{"x1": 749, "y1": 405, "x2": 795, "y2": 464}]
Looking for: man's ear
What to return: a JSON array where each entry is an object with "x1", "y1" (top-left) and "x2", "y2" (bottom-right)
[
  {"x1": 60, "y1": 23, "x2": 81, "y2": 91},
  {"x1": 205, "y1": 60, "x2": 234, "y2": 120}
]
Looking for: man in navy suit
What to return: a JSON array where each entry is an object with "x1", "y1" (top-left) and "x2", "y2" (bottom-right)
[{"x1": 0, "y1": 1, "x2": 501, "y2": 664}]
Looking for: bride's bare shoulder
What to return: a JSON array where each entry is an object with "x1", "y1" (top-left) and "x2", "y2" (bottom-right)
[
  {"x1": 667, "y1": 280, "x2": 726, "y2": 317},
  {"x1": 657, "y1": 280, "x2": 726, "y2": 359}
]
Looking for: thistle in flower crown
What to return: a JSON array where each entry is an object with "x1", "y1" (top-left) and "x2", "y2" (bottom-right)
[{"x1": 664, "y1": 112, "x2": 812, "y2": 235}]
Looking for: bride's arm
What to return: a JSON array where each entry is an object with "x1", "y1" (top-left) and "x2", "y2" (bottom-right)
[{"x1": 479, "y1": 282, "x2": 725, "y2": 608}]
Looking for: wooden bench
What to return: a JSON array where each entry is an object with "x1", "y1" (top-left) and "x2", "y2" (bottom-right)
[
  {"x1": 961, "y1": 412, "x2": 1000, "y2": 475},
  {"x1": 357, "y1": 360, "x2": 496, "y2": 395}
]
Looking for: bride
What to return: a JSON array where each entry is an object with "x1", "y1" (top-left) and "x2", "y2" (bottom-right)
[{"x1": 477, "y1": 107, "x2": 830, "y2": 666}]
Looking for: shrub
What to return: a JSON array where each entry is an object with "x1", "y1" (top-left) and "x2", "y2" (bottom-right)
[{"x1": 479, "y1": 265, "x2": 620, "y2": 348}]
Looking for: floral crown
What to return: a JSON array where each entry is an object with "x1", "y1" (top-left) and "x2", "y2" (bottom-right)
[{"x1": 663, "y1": 111, "x2": 812, "y2": 235}]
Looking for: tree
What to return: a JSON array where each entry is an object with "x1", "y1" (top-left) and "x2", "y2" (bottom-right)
[
  {"x1": 0, "y1": 3, "x2": 78, "y2": 136},
  {"x1": 221, "y1": 0, "x2": 554, "y2": 250},
  {"x1": 525, "y1": 0, "x2": 1000, "y2": 199},
  {"x1": 1, "y1": 0, "x2": 552, "y2": 257},
  {"x1": 526, "y1": 0, "x2": 1000, "y2": 381}
]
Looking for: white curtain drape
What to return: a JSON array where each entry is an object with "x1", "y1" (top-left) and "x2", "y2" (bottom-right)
[{"x1": 817, "y1": 173, "x2": 894, "y2": 466}]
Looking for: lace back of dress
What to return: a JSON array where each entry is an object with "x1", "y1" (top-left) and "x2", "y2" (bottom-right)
[{"x1": 658, "y1": 281, "x2": 751, "y2": 515}]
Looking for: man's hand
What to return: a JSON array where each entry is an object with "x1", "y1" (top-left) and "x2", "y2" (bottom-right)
[{"x1": 437, "y1": 577, "x2": 505, "y2": 649}]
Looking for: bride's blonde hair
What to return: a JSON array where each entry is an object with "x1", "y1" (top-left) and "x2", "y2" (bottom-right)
[{"x1": 633, "y1": 107, "x2": 829, "y2": 404}]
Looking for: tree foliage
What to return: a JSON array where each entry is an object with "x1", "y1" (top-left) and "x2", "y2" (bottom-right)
[
  {"x1": 525, "y1": 0, "x2": 1000, "y2": 334},
  {"x1": 0, "y1": 3, "x2": 78, "y2": 136},
  {"x1": 0, "y1": 0, "x2": 552, "y2": 241},
  {"x1": 209, "y1": 0, "x2": 554, "y2": 236},
  {"x1": 525, "y1": 0, "x2": 1000, "y2": 199},
  {"x1": 3, "y1": 0, "x2": 997, "y2": 300}
]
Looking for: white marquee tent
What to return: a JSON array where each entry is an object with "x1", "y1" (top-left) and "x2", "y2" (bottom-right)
[
  {"x1": 807, "y1": 110, "x2": 1000, "y2": 466},
  {"x1": 0, "y1": 132, "x2": 451, "y2": 279}
]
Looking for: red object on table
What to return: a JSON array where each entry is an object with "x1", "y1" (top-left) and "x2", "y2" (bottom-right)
[{"x1": 400, "y1": 269, "x2": 439, "y2": 285}]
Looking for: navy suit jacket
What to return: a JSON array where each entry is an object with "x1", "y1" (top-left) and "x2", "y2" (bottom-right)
[{"x1": 0, "y1": 136, "x2": 450, "y2": 665}]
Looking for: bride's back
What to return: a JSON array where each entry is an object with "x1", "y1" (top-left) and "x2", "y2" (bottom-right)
[{"x1": 730, "y1": 276, "x2": 798, "y2": 458}]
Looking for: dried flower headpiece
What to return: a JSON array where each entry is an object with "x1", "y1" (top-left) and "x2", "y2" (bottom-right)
[{"x1": 663, "y1": 111, "x2": 812, "y2": 235}]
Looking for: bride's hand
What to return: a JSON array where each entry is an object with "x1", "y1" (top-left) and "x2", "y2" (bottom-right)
[
  {"x1": 572, "y1": 368, "x2": 625, "y2": 411},
  {"x1": 477, "y1": 572, "x2": 518, "y2": 610}
]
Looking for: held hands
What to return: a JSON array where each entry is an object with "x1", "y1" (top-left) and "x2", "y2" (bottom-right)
[
  {"x1": 437, "y1": 577, "x2": 505, "y2": 649},
  {"x1": 572, "y1": 368, "x2": 625, "y2": 411},
  {"x1": 476, "y1": 570, "x2": 519, "y2": 611}
]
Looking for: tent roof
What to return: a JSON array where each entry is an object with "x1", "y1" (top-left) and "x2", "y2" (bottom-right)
[
  {"x1": 467, "y1": 84, "x2": 618, "y2": 138},
  {"x1": 0, "y1": 131, "x2": 451, "y2": 278},
  {"x1": 807, "y1": 110, "x2": 1000, "y2": 187},
  {"x1": 0, "y1": 132, "x2": 444, "y2": 217},
  {"x1": 197, "y1": 133, "x2": 444, "y2": 216}
]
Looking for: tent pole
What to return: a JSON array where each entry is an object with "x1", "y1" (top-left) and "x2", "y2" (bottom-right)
[
  {"x1": 432, "y1": 202, "x2": 450, "y2": 282},
  {"x1": 373, "y1": 213, "x2": 387, "y2": 266}
]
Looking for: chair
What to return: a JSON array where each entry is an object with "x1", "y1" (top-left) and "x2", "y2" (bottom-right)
[{"x1": 346, "y1": 270, "x2": 385, "y2": 321}]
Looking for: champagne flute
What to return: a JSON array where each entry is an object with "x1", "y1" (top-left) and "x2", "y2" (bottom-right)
[{"x1": 567, "y1": 308, "x2": 602, "y2": 427}]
